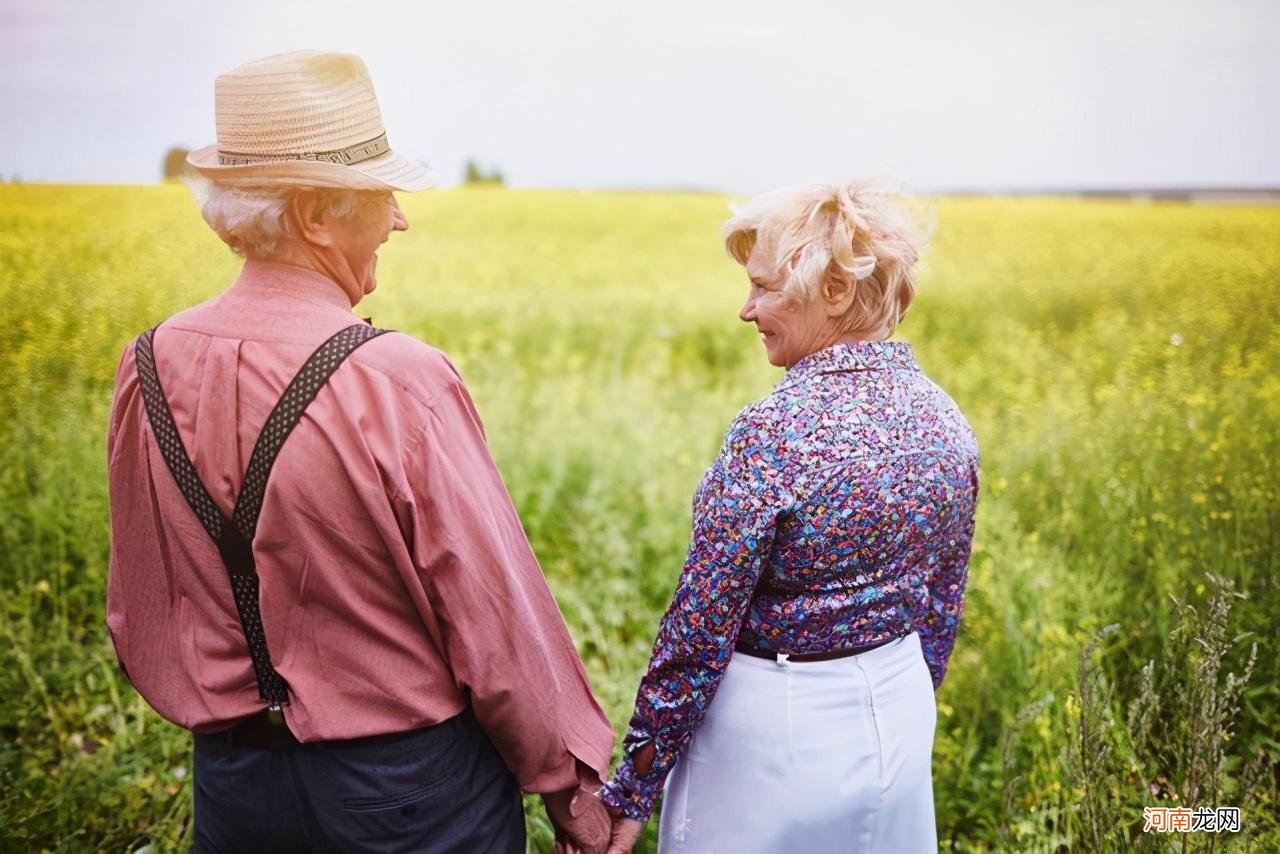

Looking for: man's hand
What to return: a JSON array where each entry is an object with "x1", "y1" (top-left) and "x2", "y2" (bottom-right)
[{"x1": 543, "y1": 785, "x2": 611, "y2": 854}]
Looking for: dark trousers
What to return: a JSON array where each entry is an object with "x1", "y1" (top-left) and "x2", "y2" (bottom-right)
[{"x1": 192, "y1": 708, "x2": 525, "y2": 853}]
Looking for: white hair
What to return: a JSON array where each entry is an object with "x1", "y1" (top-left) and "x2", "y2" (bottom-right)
[
  {"x1": 186, "y1": 176, "x2": 388, "y2": 258},
  {"x1": 722, "y1": 180, "x2": 935, "y2": 335}
]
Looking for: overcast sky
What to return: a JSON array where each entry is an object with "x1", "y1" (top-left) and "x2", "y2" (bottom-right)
[{"x1": 1, "y1": 0, "x2": 1277, "y2": 192}]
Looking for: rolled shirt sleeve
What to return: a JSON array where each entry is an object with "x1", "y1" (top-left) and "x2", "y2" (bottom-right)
[
  {"x1": 395, "y1": 353, "x2": 615, "y2": 793},
  {"x1": 599, "y1": 409, "x2": 793, "y2": 822}
]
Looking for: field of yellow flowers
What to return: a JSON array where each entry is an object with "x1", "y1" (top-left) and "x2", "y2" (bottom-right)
[{"x1": 1, "y1": 184, "x2": 1277, "y2": 852}]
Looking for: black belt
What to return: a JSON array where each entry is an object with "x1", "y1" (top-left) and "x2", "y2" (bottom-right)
[
  {"x1": 734, "y1": 634, "x2": 901, "y2": 663},
  {"x1": 209, "y1": 709, "x2": 302, "y2": 750},
  {"x1": 207, "y1": 710, "x2": 455, "y2": 752}
]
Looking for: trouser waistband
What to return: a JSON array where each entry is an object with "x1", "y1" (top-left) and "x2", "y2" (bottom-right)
[{"x1": 201, "y1": 708, "x2": 468, "y2": 752}]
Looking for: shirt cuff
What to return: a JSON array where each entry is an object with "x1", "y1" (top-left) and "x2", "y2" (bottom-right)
[
  {"x1": 599, "y1": 758, "x2": 666, "y2": 822},
  {"x1": 516, "y1": 709, "x2": 615, "y2": 794},
  {"x1": 523, "y1": 748, "x2": 607, "y2": 795}
]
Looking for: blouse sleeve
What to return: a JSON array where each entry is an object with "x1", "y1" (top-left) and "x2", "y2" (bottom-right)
[
  {"x1": 599, "y1": 410, "x2": 794, "y2": 822},
  {"x1": 914, "y1": 459, "x2": 979, "y2": 689}
]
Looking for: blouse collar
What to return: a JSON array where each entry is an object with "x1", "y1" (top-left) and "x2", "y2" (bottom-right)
[{"x1": 775, "y1": 339, "x2": 919, "y2": 392}]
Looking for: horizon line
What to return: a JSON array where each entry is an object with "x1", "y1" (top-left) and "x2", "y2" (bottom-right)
[{"x1": 2, "y1": 178, "x2": 1279, "y2": 200}]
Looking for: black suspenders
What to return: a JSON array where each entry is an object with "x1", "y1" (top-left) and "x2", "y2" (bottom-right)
[{"x1": 133, "y1": 322, "x2": 390, "y2": 712}]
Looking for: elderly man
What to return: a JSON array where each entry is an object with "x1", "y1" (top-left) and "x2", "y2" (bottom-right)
[{"x1": 106, "y1": 50, "x2": 615, "y2": 853}]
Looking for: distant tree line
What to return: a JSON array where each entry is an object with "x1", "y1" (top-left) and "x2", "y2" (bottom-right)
[{"x1": 463, "y1": 159, "x2": 504, "y2": 186}]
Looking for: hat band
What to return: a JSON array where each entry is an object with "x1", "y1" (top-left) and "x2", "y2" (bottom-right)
[{"x1": 217, "y1": 133, "x2": 390, "y2": 167}]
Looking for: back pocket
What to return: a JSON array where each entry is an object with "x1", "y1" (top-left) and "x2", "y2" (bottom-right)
[{"x1": 334, "y1": 714, "x2": 473, "y2": 812}]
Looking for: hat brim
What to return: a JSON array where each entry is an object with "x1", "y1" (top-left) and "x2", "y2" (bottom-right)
[{"x1": 187, "y1": 144, "x2": 435, "y2": 192}]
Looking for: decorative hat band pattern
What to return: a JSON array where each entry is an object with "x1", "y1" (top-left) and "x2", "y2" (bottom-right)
[{"x1": 217, "y1": 133, "x2": 390, "y2": 167}]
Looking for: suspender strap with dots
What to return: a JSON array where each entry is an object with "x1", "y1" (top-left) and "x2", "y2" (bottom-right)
[{"x1": 133, "y1": 322, "x2": 391, "y2": 707}]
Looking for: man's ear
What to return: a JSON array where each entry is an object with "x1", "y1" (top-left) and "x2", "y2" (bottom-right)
[
  {"x1": 285, "y1": 191, "x2": 334, "y2": 247},
  {"x1": 820, "y1": 269, "x2": 857, "y2": 317}
]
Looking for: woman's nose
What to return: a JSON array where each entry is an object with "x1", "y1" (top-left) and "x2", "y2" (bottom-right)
[{"x1": 739, "y1": 294, "x2": 757, "y2": 323}]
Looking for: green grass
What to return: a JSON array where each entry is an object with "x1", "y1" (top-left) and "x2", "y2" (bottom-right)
[{"x1": 1, "y1": 185, "x2": 1277, "y2": 852}]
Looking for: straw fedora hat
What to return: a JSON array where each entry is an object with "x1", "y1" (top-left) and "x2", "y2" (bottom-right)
[{"x1": 187, "y1": 50, "x2": 433, "y2": 191}]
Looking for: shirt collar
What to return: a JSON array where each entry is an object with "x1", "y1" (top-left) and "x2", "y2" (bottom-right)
[
  {"x1": 774, "y1": 339, "x2": 919, "y2": 392},
  {"x1": 229, "y1": 259, "x2": 357, "y2": 313}
]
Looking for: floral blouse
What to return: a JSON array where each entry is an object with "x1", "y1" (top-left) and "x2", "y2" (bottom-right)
[{"x1": 600, "y1": 340, "x2": 980, "y2": 822}]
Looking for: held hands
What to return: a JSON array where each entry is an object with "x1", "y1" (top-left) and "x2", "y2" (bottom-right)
[
  {"x1": 546, "y1": 753, "x2": 652, "y2": 854},
  {"x1": 597, "y1": 739, "x2": 652, "y2": 852},
  {"x1": 543, "y1": 784, "x2": 610, "y2": 854},
  {"x1": 602, "y1": 802, "x2": 645, "y2": 854},
  {"x1": 545, "y1": 787, "x2": 646, "y2": 854}
]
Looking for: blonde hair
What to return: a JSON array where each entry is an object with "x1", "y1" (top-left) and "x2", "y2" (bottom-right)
[
  {"x1": 722, "y1": 181, "x2": 934, "y2": 335},
  {"x1": 187, "y1": 177, "x2": 390, "y2": 258}
]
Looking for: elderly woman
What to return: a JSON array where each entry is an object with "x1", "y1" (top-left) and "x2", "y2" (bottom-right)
[
  {"x1": 107, "y1": 51, "x2": 614, "y2": 853},
  {"x1": 598, "y1": 183, "x2": 979, "y2": 853}
]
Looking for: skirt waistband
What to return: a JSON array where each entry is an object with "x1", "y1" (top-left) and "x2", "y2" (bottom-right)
[
  {"x1": 730, "y1": 631, "x2": 920, "y2": 671},
  {"x1": 734, "y1": 633, "x2": 901, "y2": 663}
]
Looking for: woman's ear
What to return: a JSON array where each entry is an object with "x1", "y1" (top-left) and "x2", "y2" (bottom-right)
[
  {"x1": 285, "y1": 191, "x2": 334, "y2": 247},
  {"x1": 820, "y1": 268, "x2": 857, "y2": 317}
]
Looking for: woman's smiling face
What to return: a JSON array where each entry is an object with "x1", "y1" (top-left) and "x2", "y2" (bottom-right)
[{"x1": 738, "y1": 241, "x2": 839, "y2": 369}]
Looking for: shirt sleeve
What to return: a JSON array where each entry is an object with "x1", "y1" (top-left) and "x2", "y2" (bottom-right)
[
  {"x1": 107, "y1": 341, "x2": 131, "y2": 461},
  {"x1": 105, "y1": 338, "x2": 139, "y2": 681},
  {"x1": 397, "y1": 357, "x2": 616, "y2": 794},
  {"x1": 599, "y1": 410, "x2": 793, "y2": 822},
  {"x1": 914, "y1": 458, "x2": 979, "y2": 690}
]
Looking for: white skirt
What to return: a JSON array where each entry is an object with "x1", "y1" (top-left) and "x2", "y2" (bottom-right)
[{"x1": 657, "y1": 631, "x2": 938, "y2": 854}]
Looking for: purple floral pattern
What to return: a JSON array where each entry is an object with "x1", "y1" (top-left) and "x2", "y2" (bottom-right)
[{"x1": 600, "y1": 340, "x2": 980, "y2": 822}]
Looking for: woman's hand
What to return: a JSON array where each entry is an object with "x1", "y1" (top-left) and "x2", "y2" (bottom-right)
[
  {"x1": 603, "y1": 802, "x2": 645, "y2": 854},
  {"x1": 605, "y1": 817, "x2": 644, "y2": 854}
]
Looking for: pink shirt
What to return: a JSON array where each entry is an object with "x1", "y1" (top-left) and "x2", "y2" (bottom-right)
[{"x1": 106, "y1": 259, "x2": 614, "y2": 793}]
